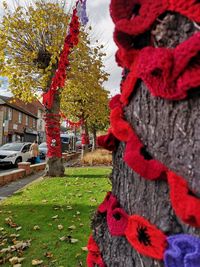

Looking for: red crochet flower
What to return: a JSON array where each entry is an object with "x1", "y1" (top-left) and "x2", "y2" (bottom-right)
[
  {"x1": 109, "y1": 94, "x2": 122, "y2": 110},
  {"x1": 168, "y1": 171, "x2": 200, "y2": 227},
  {"x1": 97, "y1": 132, "x2": 118, "y2": 152},
  {"x1": 125, "y1": 215, "x2": 167, "y2": 260},
  {"x1": 124, "y1": 132, "x2": 167, "y2": 180},
  {"x1": 98, "y1": 192, "x2": 112, "y2": 213},
  {"x1": 107, "y1": 207, "x2": 129, "y2": 236},
  {"x1": 87, "y1": 235, "x2": 106, "y2": 267}
]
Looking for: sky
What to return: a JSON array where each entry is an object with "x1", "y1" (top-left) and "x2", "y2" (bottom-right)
[{"x1": 0, "y1": 0, "x2": 121, "y2": 96}]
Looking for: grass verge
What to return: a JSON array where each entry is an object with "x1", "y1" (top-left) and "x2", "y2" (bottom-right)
[{"x1": 0, "y1": 167, "x2": 111, "y2": 267}]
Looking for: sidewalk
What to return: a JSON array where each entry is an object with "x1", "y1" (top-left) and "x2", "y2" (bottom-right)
[{"x1": 0, "y1": 171, "x2": 44, "y2": 200}]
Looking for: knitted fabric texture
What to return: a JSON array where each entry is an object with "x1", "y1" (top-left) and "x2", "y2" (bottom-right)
[
  {"x1": 97, "y1": 132, "x2": 118, "y2": 152},
  {"x1": 164, "y1": 234, "x2": 200, "y2": 267},
  {"x1": 168, "y1": 171, "x2": 200, "y2": 228},
  {"x1": 107, "y1": 207, "x2": 129, "y2": 236},
  {"x1": 124, "y1": 132, "x2": 167, "y2": 180},
  {"x1": 98, "y1": 192, "x2": 112, "y2": 213},
  {"x1": 87, "y1": 235, "x2": 106, "y2": 267},
  {"x1": 119, "y1": 32, "x2": 200, "y2": 105},
  {"x1": 125, "y1": 215, "x2": 167, "y2": 260},
  {"x1": 111, "y1": 0, "x2": 200, "y2": 41}
]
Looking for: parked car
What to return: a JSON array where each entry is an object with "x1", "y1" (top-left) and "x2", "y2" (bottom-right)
[
  {"x1": 75, "y1": 139, "x2": 93, "y2": 151},
  {"x1": 0, "y1": 142, "x2": 32, "y2": 166},
  {"x1": 38, "y1": 142, "x2": 47, "y2": 159}
]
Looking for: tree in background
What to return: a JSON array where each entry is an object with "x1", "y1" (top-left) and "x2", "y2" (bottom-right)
[
  {"x1": 61, "y1": 30, "x2": 109, "y2": 153},
  {"x1": 0, "y1": 1, "x2": 108, "y2": 175}
]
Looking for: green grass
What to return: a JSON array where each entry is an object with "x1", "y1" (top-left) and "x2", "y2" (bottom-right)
[{"x1": 0, "y1": 167, "x2": 111, "y2": 267}]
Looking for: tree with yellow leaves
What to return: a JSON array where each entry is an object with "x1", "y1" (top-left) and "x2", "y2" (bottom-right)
[{"x1": 0, "y1": 1, "x2": 109, "y2": 175}]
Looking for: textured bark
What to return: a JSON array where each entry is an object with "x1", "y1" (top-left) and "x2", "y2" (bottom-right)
[
  {"x1": 92, "y1": 13, "x2": 200, "y2": 266},
  {"x1": 45, "y1": 93, "x2": 65, "y2": 177},
  {"x1": 92, "y1": 127, "x2": 97, "y2": 151}
]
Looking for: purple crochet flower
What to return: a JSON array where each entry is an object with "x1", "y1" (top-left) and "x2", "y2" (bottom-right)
[
  {"x1": 77, "y1": 0, "x2": 89, "y2": 26},
  {"x1": 164, "y1": 234, "x2": 200, "y2": 267}
]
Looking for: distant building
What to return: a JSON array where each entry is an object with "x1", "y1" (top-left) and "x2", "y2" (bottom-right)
[{"x1": 0, "y1": 96, "x2": 45, "y2": 145}]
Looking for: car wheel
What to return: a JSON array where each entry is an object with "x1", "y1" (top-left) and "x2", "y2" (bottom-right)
[{"x1": 14, "y1": 157, "x2": 22, "y2": 166}]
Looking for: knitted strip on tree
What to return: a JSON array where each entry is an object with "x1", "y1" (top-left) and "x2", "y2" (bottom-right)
[
  {"x1": 45, "y1": 113, "x2": 62, "y2": 158},
  {"x1": 164, "y1": 234, "x2": 200, "y2": 267},
  {"x1": 42, "y1": 7, "x2": 80, "y2": 109},
  {"x1": 120, "y1": 32, "x2": 200, "y2": 105},
  {"x1": 110, "y1": 0, "x2": 200, "y2": 38},
  {"x1": 97, "y1": 132, "x2": 118, "y2": 152},
  {"x1": 60, "y1": 112, "x2": 83, "y2": 128},
  {"x1": 167, "y1": 171, "x2": 200, "y2": 228},
  {"x1": 97, "y1": 192, "x2": 112, "y2": 213},
  {"x1": 109, "y1": 95, "x2": 167, "y2": 180},
  {"x1": 86, "y1": 235, "x2": 106, "y2": 267},
  {"x1": 125, "y1": 215, "x2": 167, "y2": 260},
  {"x1": 107, "y1": 207, "x2": 129, "y2": 236}
]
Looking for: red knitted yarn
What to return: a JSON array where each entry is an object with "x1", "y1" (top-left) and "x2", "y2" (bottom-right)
[
  {"x1": 125, "y1": 215, "x2": 167, "y2": 260},
  {"x1": 124, "y1": 132, "x2": 167, "y2": 180},
  {"x1": 109, "y1": 94, "x2": 122, "y2": 109},
  {"x1": 45, "y1": 113, "x2": 62, "y2": 158},
  {"x1": 97, "y1": 132, "x2": 118, "y2": 152},
  {"x1": 110, "y1": 107, "x2": 133, "y2": 142},
  {"x1": 87, "y1": 235, "x2": 106, "y2": 267},
  {"x1": 110, "y1": 0, "x2": 137, "y2": 24},
  {"x1": 116, "y1": 48, "x2": 139, "y2": 69},
  {"x1": 168, "y1": 171, "x2": 200, "y2": 227},
  {"x1": 98, "y1": 192, "x2": 112, "y2": 213},
  {"x1": 107, "y1": 207, "x2": 129, "y2": 236},
  {"x1": 136, "y1": 32, "x2": 200, "y2": 100}
]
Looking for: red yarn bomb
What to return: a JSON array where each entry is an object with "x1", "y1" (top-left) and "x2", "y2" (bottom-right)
[
  {"x1": 97, "y1": 132, "x2": 118, "y2": 152},
  {"x1": 124, "y1": 132, "x2": 167, "y2": 180},
  {"x1": 86, "y1": 235, "x2": 106, "y2": 267},
  {"x1": 107, "y1": 207, "x2": 129, "y2": 236},
  {"x1": 98, "y1": 192, "x2": 112, "y2": 213},
  {"x1": 81, "y1": 133, "x2": 90, "y2": 145},
  {"x1": 125, "y1": 215, "x2": 167, "y2": 260},
  {"x1": 168, "y1": 171, "x2": 200, "y2": 227}
]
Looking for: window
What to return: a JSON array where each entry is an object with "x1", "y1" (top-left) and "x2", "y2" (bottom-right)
[
  {"x1": 33, "y1": 118, "x2": 36, "y2": 128},
  {"x1": 8, "y1": 108, "x2": 12, "y2": 120},
  {"x1": 26, "y1": 115, "x2": 29, "y2": 126},
  {"x1": 18, "y1": 112, "x2": 22, "y2": 123}
]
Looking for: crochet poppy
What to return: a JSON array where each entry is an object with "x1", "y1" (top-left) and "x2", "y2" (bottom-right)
[
  {"x1": 110, "y1": 107, "x2": 133, "y2": 142},
  {"x1": 107, "y1": 207, "x2": 129, "y2": 236},
  {"x1": 125, "y1": 215, "x2": 167, "y2": 260},
  {"x1": 167, "y1": 171, "x2": 200, "y2": 227},
  {"x1": 124, "y1": 132, "x2": 167, "y2": 180},
  {"x1": 164, "y1": 234, "x2": 200, "y2": 267},
  {"x1": 87, "y1": 235, "x2": 106, "y2": 267},
  {"x1": 97, "y1": 132, "x2": 118, "y2": 152},
  {"x1": 109, "y1": 94, "x2": 122, "y2": 110}
]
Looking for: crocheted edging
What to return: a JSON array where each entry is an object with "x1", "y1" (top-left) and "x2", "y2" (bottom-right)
[
  {"x1": 118, "y1": 32, "x2": 200, "y2": 105},
  {"x1": 110, "y1": 0, "x2": 200, "y2": 37}
]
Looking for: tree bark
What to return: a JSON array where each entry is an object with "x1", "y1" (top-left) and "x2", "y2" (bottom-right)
[
  {"x1": 45, "y1": 93, "x2": 65, "y2": 177},
  {"x1": 92, "y1": 13, "x2": 200, "y2": 266},
  {"x1": 92, "y1": 127, "x2": 97, "y2": 151}
]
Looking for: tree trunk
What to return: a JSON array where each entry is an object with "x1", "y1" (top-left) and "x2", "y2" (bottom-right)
[
  {"x1": 45, "y1": 93, "x2": 65, "y2": 177},
  {"x1": 92, "y1": 127, "x2": 97, "y2": 151},
  {"x1": 81, "y1": 121, "x2": 89, "y2": 159},
  {"x1": 92, "y1": 13, "x2": 200, "y2": 266}
]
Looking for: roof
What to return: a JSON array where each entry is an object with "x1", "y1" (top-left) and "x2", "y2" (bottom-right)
[{"x1": 0, "y1": 95, "x2": 44, "y2": 118}]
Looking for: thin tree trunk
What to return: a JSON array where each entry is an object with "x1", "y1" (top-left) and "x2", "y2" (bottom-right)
[
  {"x1": 45, "y1": 93, "x2": 65, "y2": 177},
  {"x1": 92, "y1": 13, "x2": 200, "y2": 266},
  {"x1": 92, "y1": 127, "x2": 97, "y2": 151}
]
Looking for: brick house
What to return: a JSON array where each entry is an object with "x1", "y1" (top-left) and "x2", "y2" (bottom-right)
[{"x1": 0, "y1": 96, "x2": 45, "y2": 145}]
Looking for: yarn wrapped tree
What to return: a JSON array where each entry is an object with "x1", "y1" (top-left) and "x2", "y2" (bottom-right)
[{"x1": 89, "y1": 0, "x2": 200, "y2": 266}]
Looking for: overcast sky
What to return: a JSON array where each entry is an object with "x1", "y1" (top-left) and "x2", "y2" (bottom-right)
[{"x1": 0, "y1": 0, "x2": 121, "y2": 96}]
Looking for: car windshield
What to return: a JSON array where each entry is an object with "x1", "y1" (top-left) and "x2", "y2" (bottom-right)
[
  {"x1": 39, "y1": 143, "x2": 47, "y2": 148},
  {"x1": 61, "y1": 137, "x2": 69, "y2": 143},
  {"x1": 0, "y1": 143, "x2": 23, "y2": 151}
]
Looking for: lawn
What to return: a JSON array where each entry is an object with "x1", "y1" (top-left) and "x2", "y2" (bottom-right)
[{"x1": 0, "y1": 167, "x2": 111, "y2": 267}]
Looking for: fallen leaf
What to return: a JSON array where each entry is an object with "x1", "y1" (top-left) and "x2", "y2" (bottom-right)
[
  {"x1": 16, "y1": 227, "x2": 22, "y2": 231},
  {"x1": 52, "y1": 215, "x2": 58, "y2": 220},
  {"x1": 33, "y1": 225, "x2": 40, "y2": 230},
  {"x1": 81, "y1": 247, "x2": 88, "y2": 251},
  {"x1": 44, "y1": 251, "x2": 53, "y2": 258},
  {"x1": 70, "y1": 238, "x2": 78, "y2": 244},
  {"x1": 32, "y1": 259, "x2": 43, "y2": 265},
  {"x1": 68, "y1": 225, "x2": 76, "y2": 230},
  {"x1": 57, "y1": 225, "x2": 64, "y2": 230}
]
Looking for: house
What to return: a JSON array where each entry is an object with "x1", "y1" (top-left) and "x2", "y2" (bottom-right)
[{"x1": 0, "y1": 96, "x2": 45, "y2": 145}]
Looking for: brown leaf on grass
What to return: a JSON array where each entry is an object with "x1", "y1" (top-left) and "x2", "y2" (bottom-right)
[
  {"x1": 33, "y1": 225, "x2": 40, "y2": 230},
  {"x1": 81, "y1": 247, "x2": 88, "y2": 251},
  {"x1": 44, "y1": 251, "x2": 53, "y2": 258},
  {"x1": 68, "y1": 225, "x2": 76, "y2": 230},
  {"x1": 9, "y1": 256, "x2": 24, "y2": 265},
  {"x1": 57, "y1": 225, "x2": 64, "y2": 230},
  {"x1": 16, "y1": 227, "x2": 22, "y2": 231},
  {"x1": 5, "y1": 218, "x2": 18, "y2": 228},
  {"x1": 32, "y1": 259, "x2": 43, "y2": 265},
  {"x1": 51, "y1": 215, "x2": 58, "y2": 220}
]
